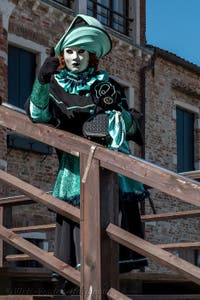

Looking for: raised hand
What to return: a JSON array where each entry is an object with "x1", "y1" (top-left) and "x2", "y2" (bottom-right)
[{"x1": 38, "y1": 47, "x2": 60, "y2": 84}]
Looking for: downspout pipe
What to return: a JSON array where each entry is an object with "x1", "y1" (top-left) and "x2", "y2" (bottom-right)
[{"x1": 140, "y1": 47, "x2": 157, "y2": 159}]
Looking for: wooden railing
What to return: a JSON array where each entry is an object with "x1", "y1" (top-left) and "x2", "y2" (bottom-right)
[{"x1": 0, "y1": 104, "x2": 200, "y2": 299}]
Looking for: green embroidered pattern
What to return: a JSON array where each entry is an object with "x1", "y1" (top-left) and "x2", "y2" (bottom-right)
[
  {"x1": 30, "y1": 78, "x2": 50, "y2": 109},
  {"x1": 52, "y1": 153, "x2": 80, "y2": 203}
]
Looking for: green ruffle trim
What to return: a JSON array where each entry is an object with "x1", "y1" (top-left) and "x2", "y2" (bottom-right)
[
  {"x1": 30, "y1": 78, "x2": 50, "y2": 109},
  {"x1": 54, "y1": 67, "x2": 108, "y2": 95}
]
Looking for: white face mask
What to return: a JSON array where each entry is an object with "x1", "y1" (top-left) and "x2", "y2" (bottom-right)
[{"x1": 63, "y1": 47, "x2": 89, "y2": 73}]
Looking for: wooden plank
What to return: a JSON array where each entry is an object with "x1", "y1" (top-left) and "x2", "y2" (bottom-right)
[
  {"x1": 0, "y1": 192, "x2": 51, "y2": 206},
  {"x1": 80, "y1": 154, "x2": 101, "y2": 299},
  {"x1": 2, "y1": 296, "x2": 199, "y2": 300},
  {"x1": 111, "y1": 296, "x2": 200, "y2": 300},
  {"x1": 5, "y1": 252, "x2": 54, "y2": 262},
  {"x1": 0, "y1": 106, "x2": 200, "y2": 207},
  {"x1": 0, "y1": 297, "x2": 56, "y2": 300},
  {"x1": 180, "y1": 170, "x2": 200, "y2": 180},
  {"x1": 0, "y1": 169, "x2": 80, "y2": 223},
  {"x1": 0, "y1": 195, "x2": 33, "y2": 206},
  {"x1": 0, "y1": 295, "x2": 80, "y2": 300},
  {"x1": 12, "y1": 223, "x2": 56, "y2": 233},
  {"x1": 159, "y1": 241, "x2": 200, "y2": 250},
  {"x1": 80, "y1": 153, "x2": 118, "y2": 300},
  {"x1": 5, "y1": 253, "x2": 34, "y2": 262},
  {"x1": 99, "y1": 149, "x2": 200, "y2": 208},
  {"x1": 120, "y1": 272, "x2": 188, "y2": 282},
  {"x1": 0, "y1": 266, "x2": 51, "y2": 277},
  {"x1": 3, "y1": 296, "x2": 200, "y2": 300},
  {"x1": 0, "y1": 297, "x2": 79, "y2": 300},
  {"x1": 141, "y1": 210, "x2": 200, "y2": 222},
  {"x1": 0, "y1": 266, "x2": 189, "y2": 283},
  {"x1": 99, "y1": 167, "x2": 119, "y2": 293},
  {"x1": 107, "y1": 287, "x2": 131, "y2": 300},
  {"x1": 106, "y1": 223, "x2": 200, "y2": 286},
  {"x1": 0, "y1": 297, "x2": 34, "y2": 300},
  {"x1": 0, "y1": 224, "x2": 80, "y2": 285}
]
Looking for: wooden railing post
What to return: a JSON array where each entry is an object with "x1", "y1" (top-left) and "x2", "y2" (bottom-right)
[{"x1": 80, "y1": 151, "x2": 118, "y2": 299}]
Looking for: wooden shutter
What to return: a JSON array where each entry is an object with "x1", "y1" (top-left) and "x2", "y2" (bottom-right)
[
  {"x1": 8, "y1": 45, "x2": 36, "y2": 109},
  {"x1": 176, "y1": 108, "x2": 194, "y2": 172},
  {"x1": 7, "y1": 45, "x2": 52, "y2": 155}
]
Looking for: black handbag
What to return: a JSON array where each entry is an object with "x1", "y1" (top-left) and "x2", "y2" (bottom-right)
[{"x1": 82, "y1": 113, "x2": 110, "y2": 142}]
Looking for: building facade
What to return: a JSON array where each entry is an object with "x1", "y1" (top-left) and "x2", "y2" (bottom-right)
[{"x1": 0, "y1": 0, "x2": 200, "y2": 275}]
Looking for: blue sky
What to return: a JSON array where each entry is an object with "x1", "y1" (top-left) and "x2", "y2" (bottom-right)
[{"x1": 146, "y1": 0, "x2": 200, "y2": 66}]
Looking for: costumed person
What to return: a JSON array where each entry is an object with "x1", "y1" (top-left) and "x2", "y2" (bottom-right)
[{"x1": 26, "y1": 14, "x2": 148, "y2": 293}]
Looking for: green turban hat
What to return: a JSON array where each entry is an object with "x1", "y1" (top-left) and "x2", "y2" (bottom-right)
[{"x1": 54, "y1": 14, "x2": 112, "y2": 58}]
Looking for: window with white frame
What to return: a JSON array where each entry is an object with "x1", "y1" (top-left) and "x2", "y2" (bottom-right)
[
  {"x1": 110, "y1": 75, "x2": 139, "y2": 154},
  {"x1": 110, "y1": 75, "x2": 135, "y2": 107}
]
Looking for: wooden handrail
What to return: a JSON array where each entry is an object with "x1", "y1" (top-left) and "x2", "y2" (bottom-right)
[
  {"x1": 107, "y1": 288, "x2": 131, "y2": 300},
  {"x1": 180, "y1": 170, "x2": 200, "y2": 180},
  {"x1": 120, "y1": 272, "x2": 188, "y2": 282},
  {"x1": 5, "y1": 252, "x2": 54, "y2": 262},
  {"x1": 106, "y1": 223, "x2": 200, "y2": 286},
  {"x1": 12, "y1": 223, "x2": 56, "y2": 233},
  {"x1": 5, "y1": 241, "x2": 200, "y2": 262},
  {"x1": 159, "y1": 241, "x2": 200, "y2": 250},
  {"x1": 0, "y1": 195, "x2": 33, "y2": 206},
  {"x1": 0, "y1": 224, "x2": 80, "y2": 285},
  {"x1": 0, "y1": 106, "x2": 200, "y2": 207},
  {"x1": 0, "y1": 192, "x2": 52, "y2": 206},
  {"x1": 142, "y1": 209, "x2": 200, "y2": 221},
  {"x1": 1, "y1": 105, "x2": 200, "y2": 298},
  {"x1": 0, "y1": 169, "x2": 80, "y2": 223},
  {"x1": 0, "y1": 266, "x2": 51, "y2": 277}
]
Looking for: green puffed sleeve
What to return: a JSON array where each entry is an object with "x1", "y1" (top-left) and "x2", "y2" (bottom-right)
[
  {"x1": 29, "y1": 101, "x2": 52, "y2": 122},
  {"x1": 30, "y1": 77, "x2": 50, "y2": 109}
]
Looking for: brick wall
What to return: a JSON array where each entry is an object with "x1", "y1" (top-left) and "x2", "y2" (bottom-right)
[
  {"x1": 145, "y1": 55, "x2": 200, "y2": 169},
  {"x1": 144, "y1": 54, "x2": 200, "y2": 271}
]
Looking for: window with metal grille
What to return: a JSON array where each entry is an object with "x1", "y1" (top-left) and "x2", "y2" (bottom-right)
[
  {"x1": 51, "y1": 0, "x2": 73, "y2": 8},
  {"x1": 87, "y1": 0, "x2": 131, "y2": 36},
  {"x1": 176, "y1": 107, "x2": 195, "y2": 172}
]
